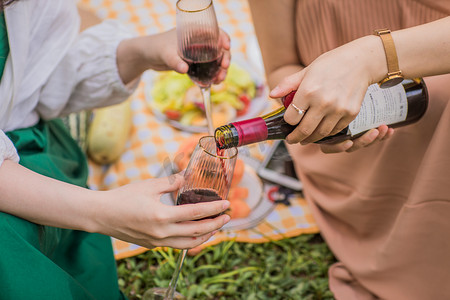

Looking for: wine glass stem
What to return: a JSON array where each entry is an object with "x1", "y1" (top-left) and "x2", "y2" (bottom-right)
[
  {"x1": 164, "y1": 249, "x2": 188, "y2": 300},
  {"x1": 200, "y1": 86, "x2": 214, "y2": 135}
]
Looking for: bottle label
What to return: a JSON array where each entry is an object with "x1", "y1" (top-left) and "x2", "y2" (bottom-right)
[{"x1": 348, "y1": 83, "x2": 407, "y2": 135}]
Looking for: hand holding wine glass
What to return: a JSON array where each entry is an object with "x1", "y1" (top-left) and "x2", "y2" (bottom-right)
[
  {"x1": 144, "y1": 136, "x2": 238, "y2": 300},
  {"x1": 176, "y1": 0, "x2": 229, "y2": 135},
  {"x1": 98, "y1": 173, "x2": 231, "y2": 250}
]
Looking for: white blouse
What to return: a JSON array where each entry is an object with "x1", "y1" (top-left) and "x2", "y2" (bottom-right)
[{"x1": 0, "y1": 0, "x2": 137, "y2": 166}]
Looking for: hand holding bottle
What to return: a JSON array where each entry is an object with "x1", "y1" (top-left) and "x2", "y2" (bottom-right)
[
  {"x1": 269, "y1": 17, "x2": 450, "y2": 150},
  {"x1": 215, "y1": 79, "x2": 425, "y2": 150},
  {"x1": 269, "y1": 35, "x2": 389, "y2": 146}
]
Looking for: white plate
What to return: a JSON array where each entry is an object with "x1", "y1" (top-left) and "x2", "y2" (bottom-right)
[
  {"x1": 222, "y1": 164, "x2": 275, "y2": 231},
  {"x1": 144, "y1": 56, "x2": 269, "y2": 133}
]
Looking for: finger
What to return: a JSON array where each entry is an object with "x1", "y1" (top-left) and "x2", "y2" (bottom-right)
[
  {"x1": 172, "y1": 200, "x2": 230, "y2": 222},
  {"x1": 381, "y1": 128, "x2": 394, "y2": 141},
  {"x1": 285, "y1": 107, "x2": 324, "y2": 144},
  {"x1": 221, "y1": 49, "x2": 231, "y2": 69},
  {"x1": 219, "y1": 29, "x2": 231, "y2": 50},
  {"x1": 151, "y1": 172, "x2": 185, "y2": 194},
  {"x1": 284, "y1": 102, "x2": 307, "y2": 126},
  {"x1": 174, "y1": 56, "x2": 189, "y2": 74},
  {"x1": 152, "y1": 230, "x2": 218, "y2": 250},
  {"x1": 187, "y1": 246, "x2": 203, "y2": 256},
  {"x1": 170, "y1": 213, "x2": 230, "y2": 237},
  {"x1": 269, "y1": 70, "x2": 305, "y2": 98},
  {"x1": 215, "y1": 68, "x2": 228, "y2": 83},
  {"x1": 214, "y1": 70, "x2": 227, "y2": 84},
  {"x1": 320, "y1": 140, "x2": 353, "y2": 154},
  {"x1": 328, "y1": 117, "x2": 355, "y2": 136},
  {"x1": 213, "y1": 50, "x2": 230, "y2": 84},
  {"x1": 346, "y1": 129, "x2": 379, "y2": 152},
  {"x1": 300, "y1": 115, "x2": 343, "y2": 144},
  {"x1": 374, "y1": 125, "x2": 388, "y2": 141},
  {"x1": 214, "y1": 52, "x2": 230, "y2": 84}
]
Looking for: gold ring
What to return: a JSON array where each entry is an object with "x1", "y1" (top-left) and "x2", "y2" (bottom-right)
[{"x1": 290, "y1": 103, "x2": 306, "y2": 115}]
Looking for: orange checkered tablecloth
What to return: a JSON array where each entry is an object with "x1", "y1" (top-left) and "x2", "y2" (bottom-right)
[{"x1": 79, "y1": 0, "x2": 319, "y2": 260}]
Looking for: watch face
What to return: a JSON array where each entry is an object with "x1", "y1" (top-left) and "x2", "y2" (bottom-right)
[{"x1": 379, "y1": 76, "x2": 404, "y2": 88}]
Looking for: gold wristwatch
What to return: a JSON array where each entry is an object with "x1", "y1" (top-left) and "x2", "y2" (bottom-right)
[{"x1": 374, "y1": 29, "x2": 403, "y2": 88}]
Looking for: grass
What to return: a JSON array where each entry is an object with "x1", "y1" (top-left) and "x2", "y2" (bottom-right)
[{"x1": 117, "y1": 233, "x2": 336, "y2": 299}]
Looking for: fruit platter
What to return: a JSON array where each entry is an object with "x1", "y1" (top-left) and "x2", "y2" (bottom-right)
[{"x1": 145, "y1": 60, "x2": 269, "y2": 132}]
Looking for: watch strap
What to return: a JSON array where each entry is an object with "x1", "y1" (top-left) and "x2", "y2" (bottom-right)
[{"x1": 374, "y1": 29, "x2": 403, "y2": 87}]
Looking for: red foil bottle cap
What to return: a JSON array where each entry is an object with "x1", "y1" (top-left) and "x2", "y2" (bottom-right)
[
  {"x1": 233, "y1": 117, "x2": 268, "y2": 146},
  {"x1": 282, "y1": 91, "x2": 297, "y2": 108}
]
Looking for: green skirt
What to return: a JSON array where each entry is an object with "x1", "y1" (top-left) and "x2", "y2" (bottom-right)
[{"x1": 2, "y1": 119, "x2": 126, "y2": 300}]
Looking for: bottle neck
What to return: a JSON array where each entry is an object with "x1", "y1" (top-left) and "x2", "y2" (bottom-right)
[
  {"x1": 233, "y1": 117, "x2": 268, "y2": 146},
  {"x1": 215, "y1": 124, "x2": 240, "y2": 149}
]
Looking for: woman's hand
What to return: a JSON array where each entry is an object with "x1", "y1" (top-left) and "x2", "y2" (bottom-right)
[
  {"x1": 117, "y1": 28, "x2": 231, "y2": 85},
  {"x1": 319, "y1": 125, "x2": 394, "y2": 154},
  {"x1": 269, "y1": 35, "x2": 387, "y2": 145},
  {"x1": 94, "y1": 173, "x2": 231, "y2": 250}
]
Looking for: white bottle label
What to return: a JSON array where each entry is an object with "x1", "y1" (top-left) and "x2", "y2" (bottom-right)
[{"x1": 348, "y1": 83, "x2": 407, "y2": 136}]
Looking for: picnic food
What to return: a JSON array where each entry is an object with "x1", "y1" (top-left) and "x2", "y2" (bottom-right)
[
  {"x1": 149, "y1": 63, "x2": 257, "y2": 128},
  {"x1": 228, "y1": 198, "x2": 251, "y2": 219},
  {"x1": 87, "y1": 99, "x2": 132, "y2": 164},
  {"x1": 227, "y1": 184, "x2": 250, "y2": 219},
  {"x1": 230, "y1": 158, "x2": 245, "y2": 187}
]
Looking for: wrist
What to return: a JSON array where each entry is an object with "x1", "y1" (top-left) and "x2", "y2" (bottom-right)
[
  {"x1": 69, "y1": 188, "x2": 106, "y2": 233},
  {"x1": 116, "y1": 37, "x2": 149, "y2": 84},
  {"x1": 359, "y1": 35, "x2": 389, "y2": 84},
  {"x1": 83, "y1": 190, "x2": 113, "y2": 234},
  {"x1": 373, "y1": 29, "x2": 404, "y2": 88}
]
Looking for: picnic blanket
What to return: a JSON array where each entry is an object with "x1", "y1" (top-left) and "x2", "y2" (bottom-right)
[{"x1": 79, "y1": 0, "x2": 319, "y2": 260}]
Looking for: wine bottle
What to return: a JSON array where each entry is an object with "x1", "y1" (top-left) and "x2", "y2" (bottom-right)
[{"x1": 215, "y1": 78, "x2": 428, "y2": 149}]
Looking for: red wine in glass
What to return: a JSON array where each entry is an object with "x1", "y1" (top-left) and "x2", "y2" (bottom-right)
[
  {"x1": 177, "y1": 188, "x2": 222, "y2": 220},
  {"x1": 182, "y1": 44, "x2": 223, "y2": 88}
]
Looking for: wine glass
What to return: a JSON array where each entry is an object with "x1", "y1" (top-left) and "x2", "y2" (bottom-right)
[
  {"x1": 176, "y1": 0, "x2": 223, "y2": 135},
  {"x1": 143, "y1": 136, "x2": 238, "y2": 300}
]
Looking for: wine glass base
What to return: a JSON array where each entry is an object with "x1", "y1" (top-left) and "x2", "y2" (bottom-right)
[{"x1": 142, "y1": 287, "x2": 185, "y2": 300}]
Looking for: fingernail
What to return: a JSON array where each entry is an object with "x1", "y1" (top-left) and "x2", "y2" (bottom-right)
[
  {"x1": 177, "y1": 61, "x2": 187, "y2": 73},
  {"x1": 343, "y1": 140, "x2": 353, "y2": 149},
  {"x1": 222, "y1": 200, "x2": 230, "y2": 210},
  {"x1": 270, "y1": 86, "x2": 280, "y2": 96},
  {"x1": 223, "y1": 214, "x2": 231, "y2": 223},
  {"x1": 211, "y1": 230, "x2": 218, "y2": 235}
]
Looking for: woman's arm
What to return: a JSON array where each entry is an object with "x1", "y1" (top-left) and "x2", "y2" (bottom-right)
[
  {"x1": 0, "y1": 160, "x2": 230, "y2": 249},
  {"x1": 248, "y1": 0, "x2": 393, "y2": 152},
  {"x1": 270, "y1": 16, "x2": 450, "y2": 147},
  {"x1": 39, "y1": 23, "x2": 230, "y2": 119},
  {"x1": 392, "y1": 17, "x2": 450, "y2": 79}
]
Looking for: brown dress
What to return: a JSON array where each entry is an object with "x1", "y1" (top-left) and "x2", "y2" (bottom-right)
[{"x1": 248, "y1": 1, "x2": 450, "y2": 299}]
